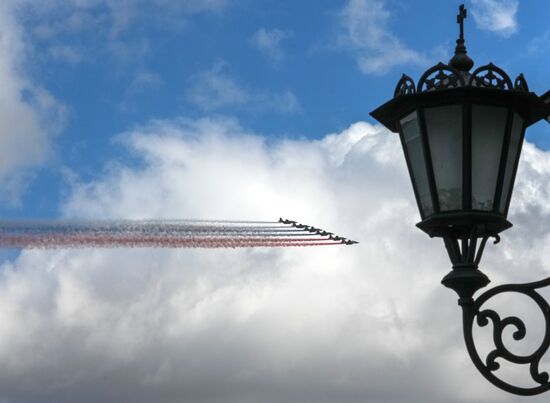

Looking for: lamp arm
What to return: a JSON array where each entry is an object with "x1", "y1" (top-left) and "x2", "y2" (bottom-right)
[
  {"x1": 459, "y1": 277, "x2": 550, "y2": 395},
  {"x1": 542, "y1": 90, "x2": 550, "y2": 123}
]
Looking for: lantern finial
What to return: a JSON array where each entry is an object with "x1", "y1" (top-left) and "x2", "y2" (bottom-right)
[
  {"x1": 449, "y1": 4, "x2": 474, "y2": 72},
  {"x1": 457, "y1": 4, "x2": 466, "y2": 41}
]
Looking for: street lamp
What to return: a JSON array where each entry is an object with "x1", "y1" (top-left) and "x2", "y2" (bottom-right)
[{"x1": 370, "y1": 4, "x2": 550, "y2": 396}]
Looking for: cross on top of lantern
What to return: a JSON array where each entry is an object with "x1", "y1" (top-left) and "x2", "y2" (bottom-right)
[{"x1": 370, "y1": 5, "x2": 550, "y2": 243}]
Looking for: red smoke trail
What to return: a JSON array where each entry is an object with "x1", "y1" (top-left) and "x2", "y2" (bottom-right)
[{"x1": 0, "y1": 234, "x2": 342, "y2": 249}]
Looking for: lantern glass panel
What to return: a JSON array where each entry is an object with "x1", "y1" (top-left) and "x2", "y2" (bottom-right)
[
  {"x1": 400, "y1": 112, "x2": 434, "y2": 216},
  {"x1": 498, "y1": 113, "x2": 525, "y2": 214},
  {"x1": 471, "y1": 105, "x2": 508, "y2": 211},
  {"x1": 424, "y1": 105, "x2": 463, "y2": 211}
]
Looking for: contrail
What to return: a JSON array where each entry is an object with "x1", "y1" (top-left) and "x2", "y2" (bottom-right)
[{"x1": 0, "y1": 219, "x2": 358, "y2": 249}]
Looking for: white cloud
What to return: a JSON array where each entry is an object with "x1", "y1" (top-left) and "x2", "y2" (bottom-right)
[
  {"x1": 339, "y1": 0, "x2": 429, "y2": 75},
  {"x1": 1, "y1": 117, "x2": 550, "y2": 401},
  {"x1": 470, "y1": 0, "x2": 519, "y2": 37},
  {"x1": 118, "y1": 71, "x2": 164, "y2": 112},
  {"x1": 0, "y1": 3, "x2": 66, "y2": 202},
  {"x1": 527, "y1": 30, "x2": 550, "y2": 55},
  {"x1": 186, "y1": 62, "x2": 301, "y2": 114},
  {"x1": 48, "y1": 45, "x2": 85, "y2": 64},
  {"x1": 22, "y1": 0, "x2": 229, "y2": 31},
  {"x1": 15, "y1": 0, "x2": 230, "y2": 65},
  {"x1": 186, "y1": 63, "x2": 250, "y2": 112},
  {"x1": 128, "y1": 71, "x2": 163, "y2": 93},
  {"x1": 250, "y1": 28, "x2": 293, "y2": 64},
  {"x1": 260, "y1": 90, "x2": 301, "y2": 114}
]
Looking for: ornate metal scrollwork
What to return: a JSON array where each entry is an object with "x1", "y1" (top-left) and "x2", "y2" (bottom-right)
[
  {"x1": 391, "y1": 60, "x2": 531, "y2": 98},
  {"x1": 469, "y1": 63, "x2": 513, "y2": 90},
  {"x1": 514, "y1": 74, "x2": 529, "y2": 92},
  {"x1": 461, "y1": 277, "x2": 550, "y2": 395},
  {"x1": 417, "y1": 62, "x2": 465, "y2": 93},
  {"x1": 394, "y1": 74, "x2": 416, "y2": 97}
]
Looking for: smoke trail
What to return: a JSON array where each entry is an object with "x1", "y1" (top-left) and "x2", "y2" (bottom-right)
[{"x1": 0, "y1": 219, "x2": 357, "y2": 249}]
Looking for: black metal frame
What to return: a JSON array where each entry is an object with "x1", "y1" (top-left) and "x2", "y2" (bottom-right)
[
  {"x1": 492, "y1": 109, "x2": 514, "y2": 213},
  {"x1": 397, "y1": 117, "x2": 428, "y2": 219},
  {"x1": 503, "y1": 121, "x2": 527, "y2": 217},
  {"x1": 462, "y1": 103, "x2": 472, "y2": 211},
  {"x1": 417, "y1": 108, "x2": 441, "y2": 215}
]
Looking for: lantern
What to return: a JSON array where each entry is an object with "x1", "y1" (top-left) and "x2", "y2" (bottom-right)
[{"x1": 369, "y1": 4, "x2": 550, "y2": 396}]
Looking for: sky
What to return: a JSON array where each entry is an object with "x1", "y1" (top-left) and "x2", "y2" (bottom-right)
[{"x1": 1, "y1": 0, "x2": 550, "y2": 402}]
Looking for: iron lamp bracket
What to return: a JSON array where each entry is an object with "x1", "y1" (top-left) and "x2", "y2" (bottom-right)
[
  {"x1": 459, "y1": 277, "x2": 550, "y2": 395},
  {"x1": 439, "y1": 228, "x2": 550, "y2": 395},
  {"x1": 542, "y1": 90, "x2": 550, "y2": 123}
]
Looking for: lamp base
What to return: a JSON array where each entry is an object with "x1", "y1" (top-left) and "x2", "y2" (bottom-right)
[
  {"x1": 417, "y1": 211, "x2": 511, "y2": 238},
  {"x1": 442, "y1": 264, "x2": 490, "y2": 301}
]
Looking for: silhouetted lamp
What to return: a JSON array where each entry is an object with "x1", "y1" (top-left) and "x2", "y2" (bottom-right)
[{"x1": 370, "y1": 4, "x2": 550, "y2": 396}]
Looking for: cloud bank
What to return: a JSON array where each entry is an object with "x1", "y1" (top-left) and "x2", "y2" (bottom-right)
[
  {"x1": 186, "y1": 63, "x2": 301, "y2": 114},
  {"x1": 339, "y1": 0, "x2": 429, "y2": 75},
  {"x1": 250, "y1": 28, "x2": 293, "y2": 64},
  {"x1": 470, "y1": 0, "x2": 519, "y2": 37},
  {"x1": 0, "y1": 3, "x2": 65, "y2": 202},
  {"x1": 14, "y1": 0, "x2": 230, "y2": 67},
  {"x1": 1, "y1": 117, "x2": 550, "y2": 402}
]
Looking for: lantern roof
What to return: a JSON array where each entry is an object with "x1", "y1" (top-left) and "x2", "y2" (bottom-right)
[{"x1": 370, "y1": 76, "x2": 550, "y2": 133}]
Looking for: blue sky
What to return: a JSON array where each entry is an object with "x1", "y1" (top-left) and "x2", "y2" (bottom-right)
[
  {"x1": 3, "y1": 0, "x2": 550, "y2": 219},
  {"x1": 3, "y1": 2, "x2": 550, "y2": 402}
]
